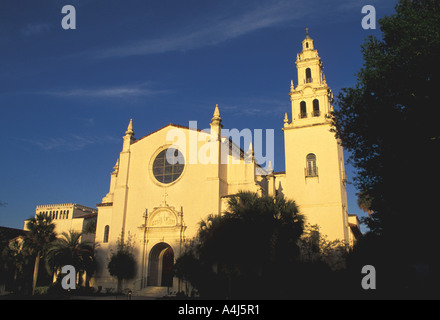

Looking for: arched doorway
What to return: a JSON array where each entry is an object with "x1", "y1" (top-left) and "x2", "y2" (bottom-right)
[{"x1": 147, "y1": 242, "x2": 174, "y2": 287}]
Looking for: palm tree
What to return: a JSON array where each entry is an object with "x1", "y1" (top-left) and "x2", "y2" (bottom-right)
[
  {"x1": 224, "y1": 191, "x2": 304, "y2": 269},
  {"x1": 357, "y1": 190, "x2": 373, "y2": 217},
  {"x1": 176, "y1": 191, "x2": 304, "y2": 298},
  {"x1": 23, "y1": 212, "x2": 56, "y2": 295},
  {"x1": 46, "y1": 231, "x2": 96, "y2": 288}
]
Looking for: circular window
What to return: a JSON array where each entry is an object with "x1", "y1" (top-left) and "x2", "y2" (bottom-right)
[{"x1": 152, "y1": 148, "x2": 185, "y2": 184}]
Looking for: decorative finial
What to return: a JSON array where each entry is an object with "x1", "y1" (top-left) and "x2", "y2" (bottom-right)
[
  {"x1": 125, "y1": 119, "x2": 134, "y2": 136},
  {"x1": 213, "y1": 104, "x2": 220, "y2": 118},
  {"x1": 113, "y1": 159, "x2": 119, "y2": 173},
  {"x1": 267, "y1": 161, "x2": 273, "y2": 174},
  {"x1": 290, "y1": 80, "x2": 294, "y2": 92},
  {"x1": 304, "y1": 28, "x2": 311, "y2": 40},
  {"x1": 211, "y1": 104, "x2": 222, "y2": 125}
]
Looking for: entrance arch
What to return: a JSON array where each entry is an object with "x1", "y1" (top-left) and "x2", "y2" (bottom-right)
[{"x1": 147, "y1": 242, "x2": 174, "y2": 287}]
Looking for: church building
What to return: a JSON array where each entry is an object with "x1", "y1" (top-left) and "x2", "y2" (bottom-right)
[{"x1": 29, "y1": 31, "x2": 361, "y2": 295}]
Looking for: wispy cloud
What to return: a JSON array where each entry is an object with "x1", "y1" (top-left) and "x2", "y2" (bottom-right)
[
  {"x1": 71, "y1": 0, "x2": 377, "y2": 60},
  {"x1": 20, "y1": 23, "x2": 51, "y2": 37},
  {"x1": 91, "y1": 1, "x2": 306, "y2": 59},
  {"x1": 21, "y1": 134, "x2": 120, "y2": 151},
  {"x1": 41, "y1": 83, "x2": 168, "y2": 99},
  {"x1": 221, "y1": 98, "x2": 287, "y2": 118}
]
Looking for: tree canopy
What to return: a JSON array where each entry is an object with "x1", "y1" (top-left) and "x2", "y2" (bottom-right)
[
  {"x1": 332, "y1": 0, "x2": 440, "y2": 296},
  {"x1": 23, "y1": 213, "x2": 57, "y2": 295},
  {"x1": 175, "y1": 191, "x2": 334, "y2": 299},
  {"x1": 107, "y1": 234, "x2": 136, "y2": 293}
]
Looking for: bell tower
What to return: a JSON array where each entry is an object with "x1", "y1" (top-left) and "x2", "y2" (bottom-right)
[
  {"x1": 288, "y1": 28, "x2": 333, "y2": 124},
  {"x1": 282, "y1": 30, "x2": 350, "y2": 242}
]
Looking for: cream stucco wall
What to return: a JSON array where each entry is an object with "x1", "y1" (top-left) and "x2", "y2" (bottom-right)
[
  {"x1": 93, "y1": 119, "x2": 265, "y2": 291},
  {"x1": 283, "y1": 123, "x2": 349, "y2": 242}
]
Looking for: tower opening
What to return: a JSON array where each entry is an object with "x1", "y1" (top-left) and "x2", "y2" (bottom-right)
[
  {"x1": 300, "y1": 101, "x2": 307, "y2": 118},
  {"x1": 313, "y1": 99, "x2": 320, "y2": 117},
  {"x1": 305, "y1": 68, "x2": 312, "y2": 83}
]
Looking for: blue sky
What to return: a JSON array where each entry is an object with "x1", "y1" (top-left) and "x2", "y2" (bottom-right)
[{"x1": 0, "y1": 0, "x2": 398, "y2": 229}]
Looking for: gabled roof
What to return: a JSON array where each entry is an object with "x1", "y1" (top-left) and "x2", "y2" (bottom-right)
[
  {"x1": 130, "y1": 123, "x2": 267, "y2": 173},
  {"x1": 132, "y1": 123, "x2": 204, "y2": 145}
]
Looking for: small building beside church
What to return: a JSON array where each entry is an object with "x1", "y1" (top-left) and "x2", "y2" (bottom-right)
[{"x1": 24, "y1": 203, "x2": 97, "y2": 244}]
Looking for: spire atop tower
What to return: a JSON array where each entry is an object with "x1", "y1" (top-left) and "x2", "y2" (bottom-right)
[
  {"x1": 122, "y1": 119, "x2": 135, "y2": 152},
  {"x1": 305, "y1": 28, "x2": 311, "y2": 40},
  {"x1": 284, "y1": 112, "x2": 289, "y2": 127},
  {"x1": 210, "y1": 104, "x2": 223, "y2": 140},
  {"x1": 245, "y1": 141, "x2": 255, "y2": 163},
  {"x1": 302, "y1": 28, "x2": 314, "y2": 51},
  {"x1": 125, "y1": 119, "x2": 134, "y2": 136},
  {"x1": 248, "y1": 141, "x2": 254, "y2": 156},
  {"x1": 212, "y1": 104, "x2": 222, "y2": 123}
]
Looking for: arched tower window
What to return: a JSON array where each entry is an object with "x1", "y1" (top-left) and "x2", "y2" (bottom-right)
[
  {"x1": 305, "y1": 68, "x2": 312, "y2": 83},
  {"x1": 103, "y1": 225, "x2": 110, "y2": 243},
  {"x1": 313, "y1": 99, "x2": 320, "y2": 117},
  {"x1": 306, "y1": 153, "x2": 318, "y2": 177},
  {"x1": 300, "y1": 101, "x2": 307, "y2": 118}
]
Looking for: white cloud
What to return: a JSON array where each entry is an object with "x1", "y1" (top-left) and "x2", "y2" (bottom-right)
[
  {"x1": 21, "y1": 134, "x2": 120, "y2": 151},
  {"x1": 92, "y1": 0, "x2": 306, "y2": 59},
  {"x1": 20, "y1": 23, "x2": 51, "y2": 37},
  {"x1": 219, "y1": 97, "x2": 287, "y2": 118},
  {"x1": 42, "y1": 83, "x2": 168, "y2": 99},
  {"x1": 71, "y1": 0, "x2": 379, "y2": 60}
]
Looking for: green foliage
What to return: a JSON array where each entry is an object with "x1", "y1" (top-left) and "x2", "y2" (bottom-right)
[
  {"x1": 23, "y1": 213, "x2": 57, "y2": 255},
  {"x1": 23, "y1": 213, "x2": 57, "y2": 294},
  {"x1": 107, "y1": 234, "x2": 136, "y2": 292},
  {"x1": 108, "y1": 251, "x2": 136, "y2": 280},
  {"x1": 45, "y1": 231, "x2": 96, "y2": 286},
  {"x1": 174, "y1": 191, "x2": 308, "y2": 298},
  {"x1": 333, "y1": 0, "x2": 440, "y2": 242},
  {"x1": 332, "y1": 0, "x2": 440, "y2": 297},
  {"x1": 83, "y1": 217, "x2": 97, "y2": 234},
  {"x1": 298, "y1": 224, "x2": 348, "y2": 270},
  {"x1": 34, "y1": 286, "x2": 49, "y2": 295}
]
